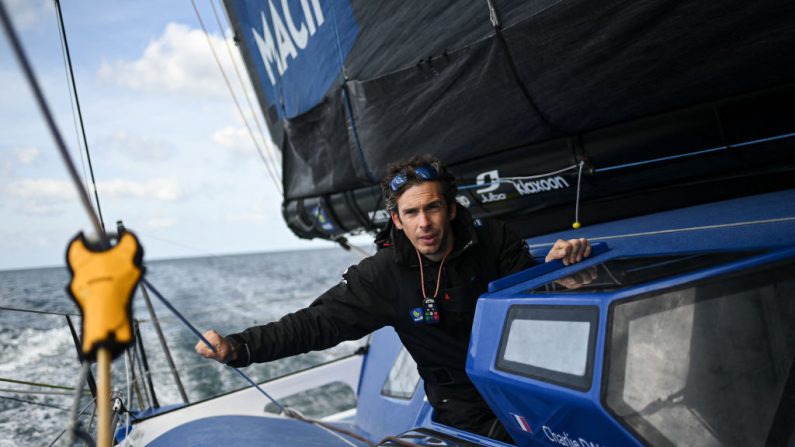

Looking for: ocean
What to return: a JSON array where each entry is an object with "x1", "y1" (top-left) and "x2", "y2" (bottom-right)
[{"x1": 0, "y1": 247, "x2": 369, "y2": 446}]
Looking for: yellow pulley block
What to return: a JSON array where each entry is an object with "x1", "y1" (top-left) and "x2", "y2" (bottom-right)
[{"x1": 66, "y1": 231, "x2": 144, "y2": 361}]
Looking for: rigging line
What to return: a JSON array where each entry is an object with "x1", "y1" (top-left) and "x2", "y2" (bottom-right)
[
  {"x1": 0, "y1": 305, "x2": 79, "y2": 317},
  {"x1": 485, "y1": 0, "x2": 569, "y2": 136},
  {"x1": 123, "y1": 352, "x2": 132, "y2": 441},
  {"x1": 140, "y1": 277, "x2": 287, "y2": 413},
  {"x1": 137, "y1": 232, "x2": 217, "y2": 257},
  {"x1": 0, "y1": 377, "x2": 78, "y2": 391},
  {"x1": 210, "y1": 0, "x2": 282, "y2": 172},
  {"x1": 0, "y1": 395, "x2": 69, "y2": 411},
  {"x1": 0, "y1": 387, "x2": 88, "y2": 396},
  {"x1": 53, "y1": 0, "x2": 106, "y2": 233},
  {"x1": 46, "y1": 398, "x2": 97, "y2": 447},
  {"x1": 326, "y1": 0, "x2": 374, "y2": 183},
  {"x1": 525, "y1": 216, "x2": 795, "y2": 249},
  {"x1": 190, "y1": 0, "x2": 282, "y2": 194},
  {"x1": 53, "y1": 0, "x2": 91, "y2": 203},
  {"x1": 0, "y1": 1, "x2": 105, "y2": 241}
]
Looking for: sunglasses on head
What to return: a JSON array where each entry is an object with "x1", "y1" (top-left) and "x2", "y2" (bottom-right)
[{"x1": 389, "y1": 165, "x2": 439, "y2": 192}]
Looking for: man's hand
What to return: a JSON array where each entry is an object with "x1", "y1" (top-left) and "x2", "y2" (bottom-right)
[
  {"x1": 545, "y1": 238, "x2": 591, "y2": 266},
  {"x1": 195, "y1": 330, "x2": 236, "y2": 364}
]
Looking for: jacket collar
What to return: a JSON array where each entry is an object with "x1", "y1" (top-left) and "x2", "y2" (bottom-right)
[{"x1": 376, "y1": 206, "x2": 479, "y2": 267}]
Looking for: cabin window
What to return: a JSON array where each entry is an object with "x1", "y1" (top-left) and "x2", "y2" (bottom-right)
[
  {"x1": 527, "y1": 252, "x2": 758, "y2": 294},
  {"x1": 496, "y1": 306, "x2": 598, "y2": 390},
  {"x1": 381, "y1": 347, "x2": 421, "y2": 399},
  {"x1": 603, "y1": 260, "x2": 795, "y2": 446}
]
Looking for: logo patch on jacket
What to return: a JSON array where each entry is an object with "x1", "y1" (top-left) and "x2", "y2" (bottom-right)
[{"x1": 410, "y1": 307, "x2": 423, "y2": 323}]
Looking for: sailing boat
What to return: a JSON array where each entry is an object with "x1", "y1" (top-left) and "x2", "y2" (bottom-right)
[
  {"x1": 4, "y1": 0, "x2": 795, "y2": 445},
  {"x1": 114, "y1": 1, "x2": 795, "y2": 445}
]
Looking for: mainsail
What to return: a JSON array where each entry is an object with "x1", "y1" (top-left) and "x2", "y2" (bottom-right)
[{"x1": 223, "y1": 0, "x2": 795, "y2": 241}]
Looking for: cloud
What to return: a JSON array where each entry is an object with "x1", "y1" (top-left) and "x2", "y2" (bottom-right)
[
  {"x1": 212, "y1": 126, "x2": 254, "y2": 154},
  {"x1": 6, "y1": 0, "x2": 53, "y2": 29},
  {"x1": 96, "y1": 131, "x2": 174, "y2": 160},
  {"x1": 7, "y1": 179, "x2": 76, "y2": 201},
  {"x1": 15, "y1": 147, "x2": 40, "y2": 164},
  {"x1": 5, "y1": 179, "x2": 75, "y2": 216},
  {"x1": 99, "y1": 178, "x2": 182, "y2": 201},
  {"x1": 211, "y1": 126, "x2": 282, "y2": 175},
  {"x1": 143, "y1": 216, "x2": 178, "y2": 229},
  {"x1": 7, "y1": 177, "x2": 182, "y2": 204},
  {"x1": 98, "y1": 22, "x2": 238, "y2": 98}
]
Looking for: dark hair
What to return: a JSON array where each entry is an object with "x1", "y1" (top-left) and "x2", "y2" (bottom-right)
[{"x1": 381, "y1": 155, "x2": 457, "y2": 212}]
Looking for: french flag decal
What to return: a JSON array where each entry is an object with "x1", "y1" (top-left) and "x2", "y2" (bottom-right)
[{"x1": 511, "y1": 413, "x2": 533, "y2": 433}]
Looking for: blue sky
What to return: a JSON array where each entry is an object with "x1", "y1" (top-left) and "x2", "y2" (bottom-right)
[{"x1": 0, "y1": 0, "x2": 364, "y2": 270}]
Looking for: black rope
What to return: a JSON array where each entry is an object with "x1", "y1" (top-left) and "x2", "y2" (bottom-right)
[
  {"x1": 0, "y1": 0, "x2": 106, "y2": 242},
  {"x1": 0, "y1": 395, "x2": 68, "y2": 411},
  {"x1": 0, "y1": 305, "x2": 78, "y2": 317},
  {"x1": 485, "y1": 0, "x2": 569, "y2": 136},
  {"x1": 53, "y1": 0, "x2": 106, "y2": 233}
]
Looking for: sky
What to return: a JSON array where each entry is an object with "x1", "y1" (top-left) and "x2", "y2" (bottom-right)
[{"x1": 0, "y1": 0, "x2": 369, "y2": 270}]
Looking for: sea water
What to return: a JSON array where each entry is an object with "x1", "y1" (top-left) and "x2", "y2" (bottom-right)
[{"x1": 0, "y1": 247, "x2": 369, "y2": 446}]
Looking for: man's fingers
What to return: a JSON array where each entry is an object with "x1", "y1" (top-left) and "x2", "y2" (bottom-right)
[
  {"x1": 195, "y1": 330, "x2": 223, "y2": 361},
  {"x1": 583, "y1": 239, "x2": 592, "y2": 259},
  {"x1": 546, "y1": 238, "x2": 591, "y2": 265}
]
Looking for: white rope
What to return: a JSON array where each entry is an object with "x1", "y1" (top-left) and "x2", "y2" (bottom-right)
[
  {"x1": 210, "y1": 0, "x2": 282, "y2": 174},
  {"x1": 526, "y1": 216, "x2": 795, "y2": 248},
  {"x1": 190, "y1": 0, "x2": 283, "y2": 193}
]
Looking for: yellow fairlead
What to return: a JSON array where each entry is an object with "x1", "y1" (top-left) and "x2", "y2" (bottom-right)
[{"x1": 66, "y1": 231, "x2": 144, "y2": 361}]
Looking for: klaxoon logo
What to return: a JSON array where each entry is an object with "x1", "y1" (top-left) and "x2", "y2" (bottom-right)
[{"x1": 474, "y1": 169, "x2": 571, "y2": 203}]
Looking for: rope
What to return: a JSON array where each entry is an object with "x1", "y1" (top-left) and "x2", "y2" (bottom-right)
[
  {"x1": 0, "y1": 395, "x2": 68, "y2": 411},
  {"x1": 190, "y1": 0, "x2": 283, "y2": 193},
  {"x1": 284, "y1": 407, "x2": 374, "y2": 447},
  {"x1": 140, "y1": 278, "x2": 286, "y2": 413},
  {"x1": 326, "y1": 0, "x2": 374, "y2": 182},
  {"x1": 573, "y1": 160, "x2": 585, "y2": 228},
  {"x1": 0, "y1": 305, "x2": 79, "y2": 317},
  {"x1": 46, "y1": 399, "x2": 97, "y2": 447},
  {"x1": 53, "y1": 0, "x2": 106, "y2": 233},
  {"x1": 141, "y1": 278, "x2": 387, "y2": 446},
  {"x1": 525, "y1": 216, "x2": 795, "y2": 248},
  {"x1": 54, "y1": 0, "x2": 91, "y2": 205},
  {"x1": 0, "y1": 377, "x2": 77, "y2": 391},
  {"x1": 593, "y1": 131, "x2": 795, "y2": 174},
  {"x1": 0, "y1": 388, "x2": 86, "y2": 396},
  {"x1": 0, "y1": 0, "x2": 106, "y2": 242},
  {"x1": 123, "y1": 349, "x2": 132, "y2": 440},
  {"x1": 210, "y1": 0, "x2": 282, "y2": 172}
]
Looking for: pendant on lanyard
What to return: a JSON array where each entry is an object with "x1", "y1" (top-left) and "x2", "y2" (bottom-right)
[{"x1": 414, "y1": 249, "x2": 448, "y2": 324}]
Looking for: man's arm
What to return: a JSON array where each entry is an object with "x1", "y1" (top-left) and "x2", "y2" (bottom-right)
[{"x1": 196, "y1": 254, "x2": 394, "y2": 367}]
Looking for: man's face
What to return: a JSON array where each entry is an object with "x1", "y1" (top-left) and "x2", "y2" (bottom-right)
[{"x1": 391, "y1": 181, "x2": 457, "y2": 262}]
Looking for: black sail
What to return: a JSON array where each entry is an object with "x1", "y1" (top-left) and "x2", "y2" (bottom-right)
[{"x1": 224, "y1": 0, "x2": 795, "y2": 240}]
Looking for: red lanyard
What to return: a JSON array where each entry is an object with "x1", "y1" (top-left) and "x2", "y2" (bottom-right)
[{"x1": 415, "y1": 249, "x2": 449, "y2": 299}]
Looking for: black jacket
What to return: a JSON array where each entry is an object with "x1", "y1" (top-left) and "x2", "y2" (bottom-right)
[{"x1": 226, "y1": 208, "x2": 534, "y2": 424}]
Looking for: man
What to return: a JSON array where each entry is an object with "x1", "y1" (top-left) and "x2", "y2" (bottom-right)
[{"x1": 196, "y1": 156, "x2": 590, "y2": 441}]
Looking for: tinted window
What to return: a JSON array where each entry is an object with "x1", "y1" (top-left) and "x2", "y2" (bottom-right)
[
  {"x1": 528, "y1": 252, "x2": 758, "y2": 294},
  {"x1": 604, "y1": 260, "x2": 795, "y2": 446}
]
